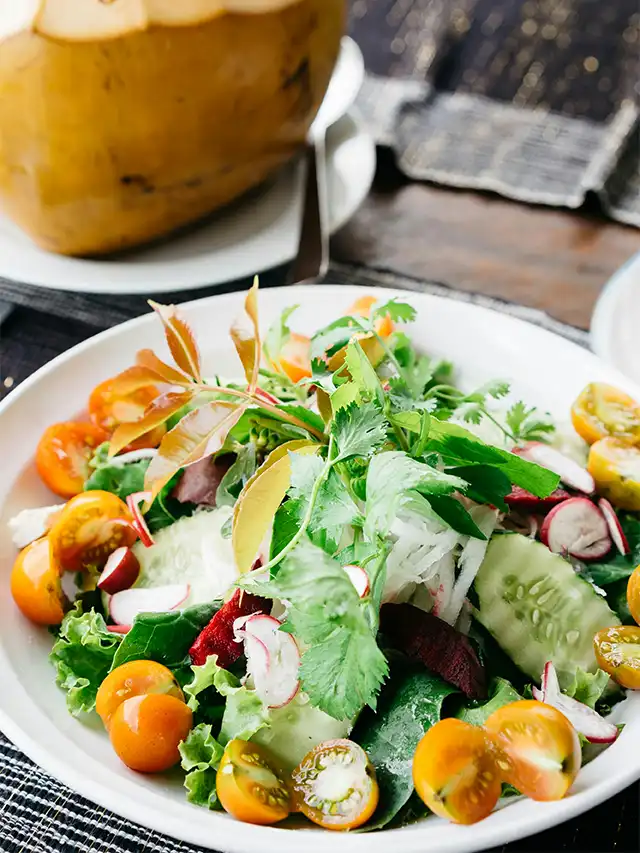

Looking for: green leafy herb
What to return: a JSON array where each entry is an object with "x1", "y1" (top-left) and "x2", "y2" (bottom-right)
[
  {"x1": 111, "y1": 603, "x2": 219, "y2": 678},
  {"x1": 455, "y1": 678, "x2": 521, "y2": 726},
  {"x1": 582, "y1": 515, "x2": 640, "y2": 587},
  {"x1": 332, "y1": 401, "x2": 388, "y2": 462},
  {"x1": 215, "y1": 444, "x2": 257, "y2": 508},
  {"x1": 505, "y1": 401, "x2": 555, "y2": 442},
  {"x1": 564, "y1": 668, "x2": 610, "y2": 709},
  {"x1": 445, "y1": 464, "x2": 512, "y2": 512},
  {"x1": 143, "y1": 472, "x2": 191, "y2": 533},
  {"x1": 84, "y1": 443, "x2": 149, "y2": 500},
  {"x1": 242, "y1": 540, "x2": 388, "y2": 720},
  {"x1": 50, "y1": 606, "x2": 122, "y2": 716},
  {"x1": 353, "y1": 666, "x2": 457, "y2": 831},
  {"x1": 423, "y1": 494, "x2": 487, "y2": 539},
  {"x1": 179, "y1": 723, "x2": 224, "y2": 809},
  {"x1": 370, "y1": 299, "x2": 417, "y2": 326}
]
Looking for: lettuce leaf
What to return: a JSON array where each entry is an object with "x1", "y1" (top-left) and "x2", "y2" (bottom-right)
[
  {"x1": 49, "y1": 606, "x2": 121, "y2": 716},
  {"x1": 455, "y1": 677, "x2": 521, "y2": 726},
  {"x1": 564, "y1": 667, "x2": 610, "y2": 709},
  {"x1": 179, "y1": 723, "x2": 224, "y2": 809}
]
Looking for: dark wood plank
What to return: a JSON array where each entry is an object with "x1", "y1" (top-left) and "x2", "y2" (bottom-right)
[{"x1": 333, "y1": 150, "x2": 640, "y2": 330}]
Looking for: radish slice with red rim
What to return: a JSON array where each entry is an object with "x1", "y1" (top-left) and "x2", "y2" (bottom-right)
[
  {"x1": 540, "y1": 497, "x2": 611, "y2": 561},
  {"x1": 126, "y1": 491, "x2": 154, "y2": 547},
  {"x1": 107, "y1": 624, "x2": 131, "y2": 635},
  {"x1": 344, "y1": 565, "x2": 370, "y2": 598},
  {"x1": 235, "y1": 614, "x2": 300, "y2": 709},
  {"x1": 98, "y1": 547, "x2": 140, "y2": 595},
  {"x1": 109, "y1": 583, "x2": 190, "y2": 625},
  {"x1": 516, "y1": 442, "x2": 595, "y2": 494},
  {"x1": 535, "y1": 661, "x2": 618, "y2": 744},
  {"x1": 598, "y1": 498, "x2": 630, "y2": 556}
]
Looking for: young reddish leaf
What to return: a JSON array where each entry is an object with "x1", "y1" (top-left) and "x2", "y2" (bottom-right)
[
  {"x1": 107, "y1": 365, "x2": 166, "y2": 397},
  {"x1": 144, "y1": 401, "x2": 248, "y2": 499},
  {"x1": 148, "y1": 301, "x2": 202, "y2": 383},
  {"x1": 230, "y1": 276, "x2": 261, "y2": 392},
  {"x1": 109, "y1": 390, "x2": 195, "y2": 457},
  {"x1": 135, "y1": 349, "x2": 192, "y2": 386}
]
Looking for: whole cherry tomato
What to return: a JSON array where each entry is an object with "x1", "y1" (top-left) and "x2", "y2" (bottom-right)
[
  {"x1": 36, "y1": 422, "x2": 109, "y2": 498},
  {"x1": 484, "y1": 700, "x2": 581, "y2": 801},
  {"x1": 217, "y1": 739, "x2": 291, "y2": 826},
  {"x1": 48, "y1": 490, "x2": 136, "y2": 572},
  {"x1": 10, "y1": 537, "x2": 65, "y2": 625},
  {"x1": 412, "y1": 719, "x2": 501, "y2": 825}
]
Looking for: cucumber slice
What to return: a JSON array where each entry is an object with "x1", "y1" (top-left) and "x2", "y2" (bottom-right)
[{"x1": 474, "y1": 534, "x2": 619, "y2": 689}]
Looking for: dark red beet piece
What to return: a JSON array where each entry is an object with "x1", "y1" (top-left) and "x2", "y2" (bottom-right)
[
  {"x1": 189, "y1": 589, "x2": 266, "y2": 667},
  {"x1": 505, "y1": 485, "x2": 571, "y2": 512},
  {"x1": 380, "y1": 603, "x2": 487, "y2": 699},
  {"x1": 172, "y1": 453, "x2": 234, "y2": 507}
]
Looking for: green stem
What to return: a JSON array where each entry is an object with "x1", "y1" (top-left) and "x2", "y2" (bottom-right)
[
  {"x1": 260, "y1": 436, "x2": 336, "y2": 573},
  {"x1": 481, "y1": 409, "x2": 518, "y2": 444}
]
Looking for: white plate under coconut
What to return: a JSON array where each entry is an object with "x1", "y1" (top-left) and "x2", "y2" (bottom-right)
[
  {"x1": 1, "y1": 285, "x2": 639, "y2": 853},
  {"x1": 0, "y1": 37, "x2": 371, "y2": 295}
]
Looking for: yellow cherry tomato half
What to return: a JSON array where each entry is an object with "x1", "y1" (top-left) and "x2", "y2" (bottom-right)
[
  {"x1": 96, "y1": 660, "x2": 184, "y2": 729},
  {"x1": 484, "y1": 700, "x2": 581, "y2": 801},
  {"x1": 412, "y1": 718, "x2": 501, "y2": 825},
  {"x1": 49, "y1": 490, "x2": 136, "y2": 573},
  {"x1": 588, "y1": 437, "x2": 640, "y2": 511},
  {"x1": 627, "y1": 565, "x2": 640, "y2": 627},
  {"x1": 217, "y1": 739, "x2": 291, "y2": 826},
  {"x1": 292, "y1": 738, "x2": 379, "y2": 831},
  {"x1": 594, "y1": 625, "x2": 640, "y2": 689},
  {"x1": 273, "y1": 332, "x2": 312, "y2": 385},
  {"x1": 10, "y1": 537, "x2": 65, "y2": 626},
  {"x1": 348, "y1": 294, "x2": 395, "y2": 338},
  {"x1": 36, "y1": 422, "x2": 110, "y2": 498},
  {"x1": 571, "y1": 383, "x2": 640, "y2": 445},
  {"x1": 109, "y1": 693, "x2": 193, "y2": 773},
  {"x1": 89, "y1": 377, "x2": 165, "y2": 450}
]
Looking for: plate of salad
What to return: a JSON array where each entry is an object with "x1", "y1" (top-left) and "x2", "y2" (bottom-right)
[{"x1": 1, "y1": 282, "x2": 639, "y2": 853}]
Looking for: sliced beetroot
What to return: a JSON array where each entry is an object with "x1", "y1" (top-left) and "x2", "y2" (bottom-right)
[
  {"x1": 540, "y1": 497, "x2": 611, "y2": 561},
  {"x1": 189, "y1": 588, "x2": 267, "y2": 668},
  {"x1": 505, "y1": 485, "x2": 571, "y2": 512},
  {"x1": 598, "y1": 498, "x2": 630, "y2": 556},
  {"x1": 172, "y1": 453, "x2": 235, "y2": 507},
  {"x1": 380, "y1": 603, "x2": 487, "y2": 699}
]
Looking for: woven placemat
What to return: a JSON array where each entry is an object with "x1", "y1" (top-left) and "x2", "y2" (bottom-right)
[{"x1": 3, "y1": 263, "x2": 637, "y2": 853}]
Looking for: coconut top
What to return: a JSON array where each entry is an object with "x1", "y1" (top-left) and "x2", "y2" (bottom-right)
[{"x1": 1, "y1": 0, "x2": 302, "y2": 42}]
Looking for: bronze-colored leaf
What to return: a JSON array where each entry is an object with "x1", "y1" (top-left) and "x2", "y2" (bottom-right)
[
  {"x1": 230, "y1": 276, "x2": 261, "y2": 392},
  {"x1": 144, "y1": 401, "x2": 247, "y2": 500},
  {"x1": 136, "y1": 349, "x2": 192, "y2": 386},
  {"x1": 109, "y1": 390, "x2": 195, "y2": 457},
  {"x1": 108, "y1": 365, "x2": 168, "y2": 397},
  {"x1": 316, "y1": 388, "x2": 333, "y2": 424},
  {"x1": 149, "y1": 301, "x2": 202, "y2": 382}
]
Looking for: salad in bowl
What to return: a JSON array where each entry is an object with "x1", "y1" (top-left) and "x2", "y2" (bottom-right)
[{"x1": 7, "y1": 282, "x2": 640, "y2": 833}]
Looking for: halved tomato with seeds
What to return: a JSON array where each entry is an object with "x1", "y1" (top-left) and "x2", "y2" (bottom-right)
[
  {"x1": 217, "y1": 739, "x2": 290, "y2": 825},
  {"x1": 36, "y1": 422, "x2": 109, "y2": 498},
  {"x1": 89, "y1": 377, "x2": 165, "y2": 450}
]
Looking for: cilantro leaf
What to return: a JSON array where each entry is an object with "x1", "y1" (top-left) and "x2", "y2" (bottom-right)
[
  {"x1": 331, "y1": 380, "x2": 361, "y2": 412},
  {"x1": 506, "y1": 400, "x2": 556, "y2": 442},
  {"x1": 243, "y1": 540, "x2": 388, "y2": 720},
  {"x1": 332, "y1": 401, "x2": 387, "y2": 462},
  {"x1": 370, "y1": 299, "x2": 416, "y2": 325},
  {"x1": 310, "y1": 316, "x2": 359, "y2": 360},
  {"x1": 365, "y1": 451, "x2": 467, "y2": 539},
  {"x1": 50, "y1": 606, "x2": 122, "y2": 716}
]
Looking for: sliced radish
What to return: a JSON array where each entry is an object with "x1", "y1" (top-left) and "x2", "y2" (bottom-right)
[
  {"x1": 505, "y1": 485, "x2": 571, "y2": 512},
  {"x1": 515, "y1": 442, "x2": 595, "y2": 494},
  {"x1": 598, "y1": 498, "x2": 630, "y2": 556},
  {"x1": 235, "y1": 614, "x2": 300, "y2": 709},
  {"x1": 107, "y1": 624, "x2": 131, "y2": 635},
  {"x1": 344, "y1": 564, "x2": 370, "y2": 598},
  {"x1": 109, "y1": 584, "x2": 190, "y2": 625},
  {"x1": 98, "y1": 547, "x2": 140, "y2": 595},
  {"x1": 535, "y1": 661, "x2": 618, "y2": 744},
  {"x1": 126, "y1": 491, "x2": 154, "y2": 547},
  {"x1": 540, "y1": 498, "x2": 611, "y2": 561}
]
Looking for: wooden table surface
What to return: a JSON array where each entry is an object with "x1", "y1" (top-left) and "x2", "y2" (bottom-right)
[{"x1": 333, "y1": 149, "x2": 640, "y2": 331}]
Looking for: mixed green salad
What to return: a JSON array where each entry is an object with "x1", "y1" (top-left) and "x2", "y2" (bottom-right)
[{"x1": 9, "y1": 283, "x2": 640, "y2": 831}]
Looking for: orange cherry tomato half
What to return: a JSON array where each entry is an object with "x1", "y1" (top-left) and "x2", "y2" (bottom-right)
[
  {"x1": 588, "y1": 437, "x2": 640, "y2": 512},
  {"x1": 291, "y1": 738, "x2": 379, "y2": 831},
  {"x1": 96, "y1": 660, "x2": 184, "y2": 729},
  {"x1": 48, "y1": 490, "x2": 136, "y2": 573},
  {"x1": 88, "y1": 377, "x2": 165, "y2": 450},
  {"x1": 109, "y1": 693, "x2": 193, "y2": 773},
  {"x1": 484, "y1": 700, "x2": 581, "y2": 801},
  {"x1": 594, "y1": 625, "x2": 640, "y2": 689},
  {"x1": 10, "y1": 537, "x2": 65, "y2": 625},
  {"x1": 217, "y1": 739, "x2": 291, "y2": 826},
  {"x1": 571, "y1": 383, "x2": 640, "y2": 445},
  {"x1": 36, "y1": 422, "x2": 110, "y2": 498},
  {"x1": 412, "y1": 718, "x2": 501, "y2": 825},
  {"x1": 348, "y1": 294, "x2": 395, "y2": 338},
  {"x1": 274, "y1": 333, "x2": 312, "y2": 385},
  {"x1": 627, "y1": 565, "x2": 640, "y2": 627}
]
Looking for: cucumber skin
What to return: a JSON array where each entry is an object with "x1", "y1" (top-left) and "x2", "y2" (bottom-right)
[{"x1": 474, "y1": 534, "x2": 620, "y2": 690}]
